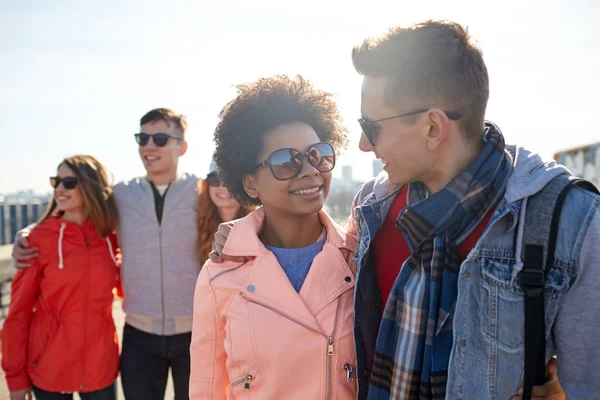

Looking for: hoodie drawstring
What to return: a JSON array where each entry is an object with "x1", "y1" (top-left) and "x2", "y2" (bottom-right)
[
  {"x1": 58, "y1": 222, "x2": 66, "y2": 269},
  {"x1": 511, "y1": 197, "x2": 528, "y2": 284},
  {"x1": 58, "y1": 223, "x2": 118, "y2": 269},
  {"x1": 106, "y1": 237, "x2": 118, "y2": 267}
]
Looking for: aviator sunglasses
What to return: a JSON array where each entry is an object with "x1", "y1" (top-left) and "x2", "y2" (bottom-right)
[
  {"x1": 253, "y1": 142, "x2": 335, "y2": 181},
  {"x1": 50, "y1": 176, "x2": 78, "y2": 190},
  {"x1": 134, "y1": 132, "x2": 183, "y2": 147}
]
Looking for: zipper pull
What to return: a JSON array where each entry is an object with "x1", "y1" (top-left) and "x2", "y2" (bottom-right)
[
  {"x1": 344, "y1": 364, "x2": 354, "y2": 382},
  {"x1": 327, "y1": 336, "x2": 334, "y2": 355},
  {"x1": 244, "y1": 374, "x2": 253, "y2": 392}
]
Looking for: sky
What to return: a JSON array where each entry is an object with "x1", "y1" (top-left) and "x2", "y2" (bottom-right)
[{"x1": 1, "y1": 0, "x2": 599, "y2": 194}]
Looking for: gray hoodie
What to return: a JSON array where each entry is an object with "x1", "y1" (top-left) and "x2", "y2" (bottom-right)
[{"x1": 114, "y1": 173, "x2": 200, "y2": 336}]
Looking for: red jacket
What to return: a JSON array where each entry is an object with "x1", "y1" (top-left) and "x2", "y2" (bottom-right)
[{"x1": 2, "y1": 216, "x2": 120, "y2": 393}]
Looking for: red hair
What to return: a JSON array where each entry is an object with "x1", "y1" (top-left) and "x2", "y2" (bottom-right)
[{"x1": 197, "y1": 179, "x2": 252, "y2": 264}]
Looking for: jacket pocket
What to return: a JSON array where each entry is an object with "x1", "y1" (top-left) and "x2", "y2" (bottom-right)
[
  {"x1": 481, "y1": 256, "x2": 529, "y2": 349},
  {"x1": 28, "y1": 326, "x2": 52, "y2": 368},
  {"x1": 229, "y1": 373, "x2": 254, "y2": 396},
  {"x1": 480, "y1": 257, "x2": 566, "y2": 349}
]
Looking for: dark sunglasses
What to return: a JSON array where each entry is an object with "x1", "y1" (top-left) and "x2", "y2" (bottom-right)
[
  {"x1": 206, "y1": 173, "x2": 223, "y2": 187},
  {"x1": 50, "y1": 176, "x2": 78, "y2": 190},
  {"x1": 134, "y1": 132, "x2": 183, "y2": 147},
  {"x1": 253, "y1": 142, "x2": 335, "y2": 181},
  {"x1": 358, "y1": 108, "x2": 463, "y2": 146}
]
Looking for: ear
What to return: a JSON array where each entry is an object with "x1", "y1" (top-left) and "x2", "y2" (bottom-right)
[
  {"x1": 425, "y1": 109, "x2": 449, "y2": 152},
  {"x1": 242, "y1": 174, "x2": 259, "y2": 200},
  {"x1": 179, "y1": 141, "x2": 188, "y2": 156}
]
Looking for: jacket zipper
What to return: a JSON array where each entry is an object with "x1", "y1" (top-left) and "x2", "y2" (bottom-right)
[
  {"x1": 344, "y1": 363, "x2": 354, "y2": 382},
  {"x1": 81, "y1": 236, "x2": 90, "y2": 391},
  {"x1": 327, "y1": 298, "x2": 341, "y2": 400},
  {"x1": 159, "y1": 227, "x2": 165, "y2": 335},
  {"x1": 239, "y1": 293, "x2": 342, "y2": 399},
  {"x1": 231, "y1": 374, "x2": 253, "y2": 392}
]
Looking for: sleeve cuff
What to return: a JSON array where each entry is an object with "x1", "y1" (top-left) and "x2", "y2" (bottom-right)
[{"x1": 6, "y1": 373, "x2": 31, "y2": 392}]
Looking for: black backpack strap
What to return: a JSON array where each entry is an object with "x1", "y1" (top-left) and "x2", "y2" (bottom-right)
[{"x1": 520, "y1": 176, "x2": 599, "y2": 400}]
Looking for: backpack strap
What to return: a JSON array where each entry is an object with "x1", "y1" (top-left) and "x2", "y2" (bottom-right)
[{"x1": 520, "y1": 176, "x2": 599, "y2": 400}]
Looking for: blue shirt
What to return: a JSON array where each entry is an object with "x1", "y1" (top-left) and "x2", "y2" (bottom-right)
[{"x1": 265, "y1": 235, "x2": 327, "y2": 292}]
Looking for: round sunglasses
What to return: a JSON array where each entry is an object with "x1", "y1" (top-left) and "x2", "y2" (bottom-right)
[
  {"x1": 50, "y1": 176, "x2": 78, "y2": 190},
  {"x1": 253, "y1": 142, "x2": 336, "y2": 181},
  {"x1": 134, "y1": 132, "x2": 183, "y2": 147}
]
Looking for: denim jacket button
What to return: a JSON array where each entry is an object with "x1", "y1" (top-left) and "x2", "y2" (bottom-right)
[
  {"x1": 458, "y1": 339, "x2": 467, "y2": 346},
  {"x1": 461, "y1": 272, "x2": 470, "y2": 278}
]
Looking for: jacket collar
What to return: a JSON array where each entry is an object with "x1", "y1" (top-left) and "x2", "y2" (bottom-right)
[
  {"x1": 223, "y1": 208, "x2": 356, "y2": 257},
  {"x1": 224, "y1": 208, "x2": 356, "y2": 332}
]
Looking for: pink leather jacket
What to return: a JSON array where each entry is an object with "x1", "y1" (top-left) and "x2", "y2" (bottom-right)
[{"x1": 190, "y1": 208, "x2": 358, "y2": 399}]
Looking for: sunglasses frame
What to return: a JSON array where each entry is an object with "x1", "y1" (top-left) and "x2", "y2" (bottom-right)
[
  {"x1": 358, "y1": 108, "x2": 463, "y2": 146},
  {"x1": 50, "y1": 176, "x2": 78, "y2": 190},
  {"x1": 206, "y1": 173, "x2": 223, "y2": 187},
  {"x1": 253, "y1": 142, "x2": 336, "y2": 181},
  {"x1": 134, "y1": 132, "x2": 183, "y2": 147}
]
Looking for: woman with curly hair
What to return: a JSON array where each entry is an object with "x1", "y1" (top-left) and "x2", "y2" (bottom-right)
[
  {"x1": 197, "y1": 161, "x2": 252, "y2": 265},
  {"x1": 190, "y1": 75, "x2": 358, "y2": 399}
]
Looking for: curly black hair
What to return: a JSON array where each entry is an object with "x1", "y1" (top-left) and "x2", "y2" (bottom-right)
[{"x1": 213, "y1": 75, "x2": 349, "y2": 206}]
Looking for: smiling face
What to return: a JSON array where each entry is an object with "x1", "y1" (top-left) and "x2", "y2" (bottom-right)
[
  {"x1": 54, "y1": 163, "x2": 84, "y2": 214},
  {"x1": 208, "y1": 179, "x2": 240, "y2": 213},
  {"x1": 138, "y1": 119, "x2": 188, "y2": 180},
  {"x1": 243, "y1": 122, "x2": 332, "y2": 218}
]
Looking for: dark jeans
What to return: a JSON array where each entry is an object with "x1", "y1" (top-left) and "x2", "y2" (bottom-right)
[
  {"x1": 120, "y1": 323, "x2": 191, "y2": 400},
  {"x1": 32, "y1": 382, "x2": 116, "y2": 400}
]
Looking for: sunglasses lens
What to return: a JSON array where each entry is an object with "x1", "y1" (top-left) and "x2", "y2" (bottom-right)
[
  {"x1": 358, "y1": 119, "x2": 375, "y2": 146},
  {"x1": 310, "y1": 143, "x2": 335, "y2": 172},
  {"x1": 50, "y1": 176, "x2": 77, "y2": 189},
  {"x1": 62, "y1": 177, "x2": 78, "y2": 190},
  {"x1": 207, "y1": 178, "x2": 221, "y2": 187},
  {"x1": 136, "y1": 133, "x2": 150, "y2": 146},
  {"x1": 153, "y1": 134, "x2": 170, "y2": 147},
  {"x1": 269, "y1": 149, "x2": 302, "y2": 180}
]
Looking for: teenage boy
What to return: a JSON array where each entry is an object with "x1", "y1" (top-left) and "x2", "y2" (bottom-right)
[
  {"x1": 348, "y1": 21, "x2": 600, "y2": 399},
  {"x1": 13, "y1": 108, "x2": 201, "y2": 400}
]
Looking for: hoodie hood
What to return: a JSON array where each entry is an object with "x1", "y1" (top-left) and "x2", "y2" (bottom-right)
[
  {"x1": 503, "y1": 145, "x2": 572, "y2": 203},
  {"x1": 370, "y1": 145, "x2": 572, "y2": 205},
  {"x1": 34, "y1": 216, "x2": 117, "y2": 270}
]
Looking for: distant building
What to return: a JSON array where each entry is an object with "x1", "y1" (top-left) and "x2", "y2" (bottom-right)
[
  {"x1": 555, "y1": 141, "x2": 600, "y2": 187},
  {"x1": 326, "y1": 166, "x2": 364, "y2": 224},
  {"x1": 0, "y1": 191, "x2": 50, "y2": 245},
  {"x1": 342, "y1": 165, "x2": 353, "y2": 181},
  {"x1": 372, "y1": 159, "x2": 384, "y2": 177}
]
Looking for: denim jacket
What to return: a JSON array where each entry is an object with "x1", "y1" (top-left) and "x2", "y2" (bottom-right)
[{"x1": 347, "y1": 146, "x2": 600, "y2": 400}]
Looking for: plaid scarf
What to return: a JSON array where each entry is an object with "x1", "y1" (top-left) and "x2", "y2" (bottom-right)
[{"x1": 368, "y1": 122, "x2": 512, "y2": 399}]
